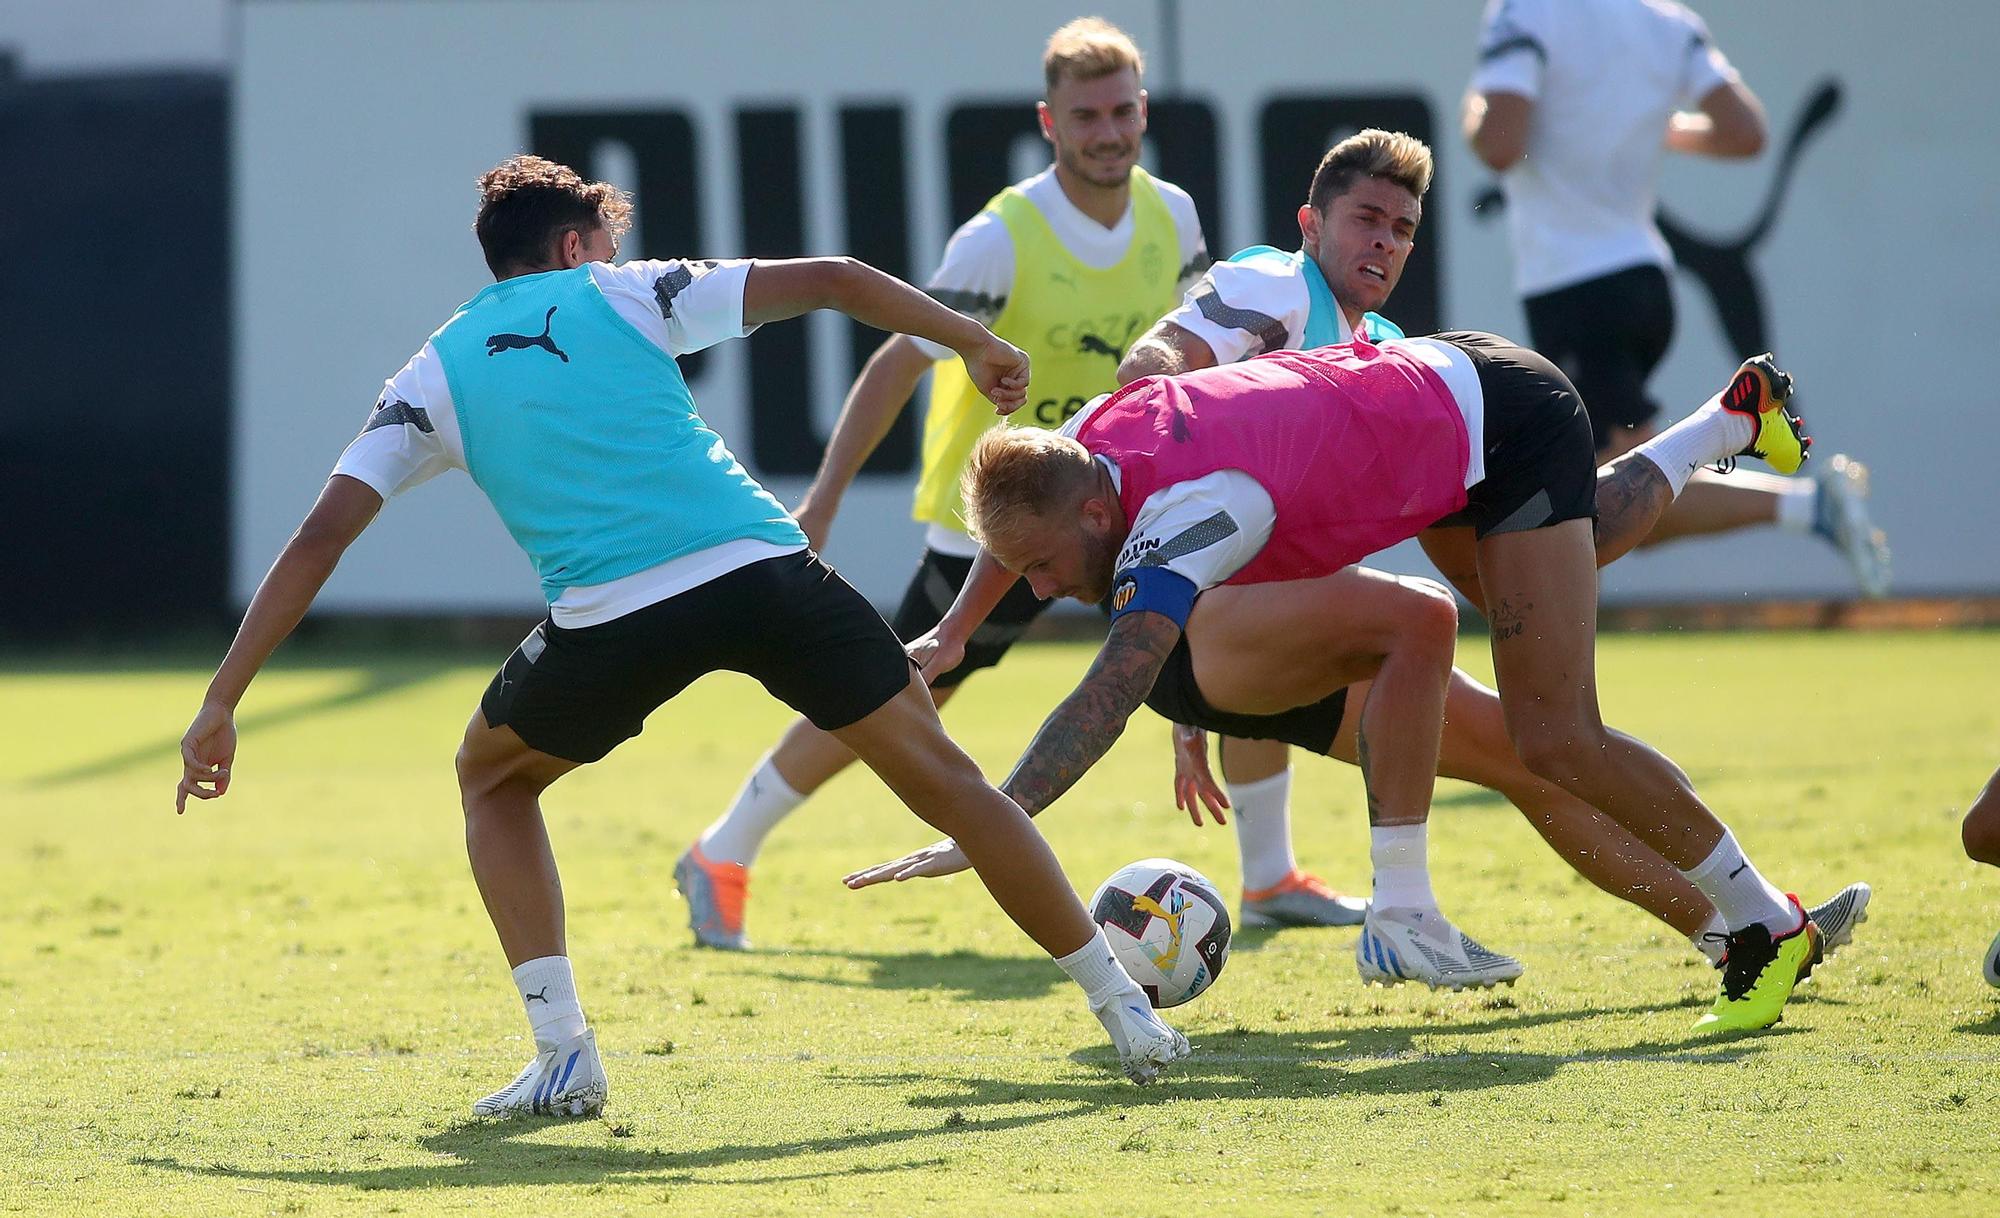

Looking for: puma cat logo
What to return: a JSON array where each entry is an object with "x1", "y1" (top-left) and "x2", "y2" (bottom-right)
[
  {"x1": 524, "y1": 987, "x2": 551, "y2": 1005},
  {"x1": 1077, "y1": 333, "x2": 1122, "y2": 361},
  {"x1": 485, "y1": 306, "x2": 569, "y2": 362}
]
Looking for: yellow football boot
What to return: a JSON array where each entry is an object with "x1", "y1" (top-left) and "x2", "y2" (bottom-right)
[{"x1": 1717, "y1": 353, "x2": 1810, "y2": 475}]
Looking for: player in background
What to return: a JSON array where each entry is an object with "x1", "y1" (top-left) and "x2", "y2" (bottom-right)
[
  {"x1": 174, "y1": 156, "x2": 1192, "y2": 1114},
  {"x1": 673, "y1": 18, "x2": 1259, "y2": 949},
  {"x1": 855, "y1": 328, "x2": 1839, "y2": 1030},
  {"x1": 1964, "y1": 767, "x2": 2000, "y2": 987},
  {"x1": 1462, "y1": 0, "x2": 1889, "y2": 596},
  {"x1": 1115, "y1": 128, "x2": 1421, "y2": 931}
]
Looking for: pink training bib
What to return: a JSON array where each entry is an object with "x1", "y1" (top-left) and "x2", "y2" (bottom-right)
[{"x1": 1082, "y1": 340, "x2": 1471, "y2": 583}]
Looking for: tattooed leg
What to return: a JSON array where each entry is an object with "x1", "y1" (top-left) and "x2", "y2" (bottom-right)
[{"x1": 1592, "y1": 453, "x2": 1676, "y2": 566}]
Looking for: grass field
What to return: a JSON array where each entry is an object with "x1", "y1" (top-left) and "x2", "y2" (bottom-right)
[{"x1": 5, "y1": 630, "x2": 2000, "y2": 1215}]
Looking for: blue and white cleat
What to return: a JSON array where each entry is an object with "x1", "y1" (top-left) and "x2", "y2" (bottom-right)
[
  {"x1": 472, "y1": 1028, "x2": 608, "y2": 1118},
  {"x1": 1092, "y1": 988, "x2": 1191, "y2": 1085},
  {"x1": 1984, "y1": 929, "x2": 2000, "y2": 990},
  {"x1": 1357, "y1": 906, "x2": 1523, "y2": 990},
  {"x1": 1804, "y1": 882, "x2": 1872, "y2": 965},
  {"x1": 1810, "y1": 455, "x2": 1890, "y2": 599}
]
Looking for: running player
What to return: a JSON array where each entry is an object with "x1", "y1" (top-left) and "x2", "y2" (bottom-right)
[
  {"x1": 173, "y1": 155, "x2": 1192, "y2": 1114},
  {"x1": 854, "y1": 331, "x2": 1834, "y2": 1031},
  {"x1": 673, "y1": 18, "x2": 1313, "y2": 951},
  {"x1": 1462, "y1": 0, "x2": 1889, "y2": 596}
]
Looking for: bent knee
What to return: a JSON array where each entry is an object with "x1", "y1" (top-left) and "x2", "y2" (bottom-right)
[
  {"x1": 1395, "y1": 577, "x2": 1461, "y2": 649},
  {"x1": 1511, "y1": 725, "x2": 1594, "y2": 785},
  {"x1": 1966, "y1": 804, "x2": 2000, "y2": 866}
]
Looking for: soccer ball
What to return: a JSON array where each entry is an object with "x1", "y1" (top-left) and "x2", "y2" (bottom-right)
[{"x1": 1089, "y1": 858, "x2": 1232, "y2": 1008}]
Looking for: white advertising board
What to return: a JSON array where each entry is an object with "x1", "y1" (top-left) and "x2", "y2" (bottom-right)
[{"x1": 235, "y1": 0, "x2": 1995, "y2": 611}]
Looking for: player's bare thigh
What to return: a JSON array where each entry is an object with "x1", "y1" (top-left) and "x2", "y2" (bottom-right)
[{"x1": 1185, "y1": 566, "x2": 1444, "y2": 717}]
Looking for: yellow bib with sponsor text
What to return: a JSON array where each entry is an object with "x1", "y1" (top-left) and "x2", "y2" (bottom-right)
[{"x1": 912, "y1": 167, "x2": 1184, "y2": 533}]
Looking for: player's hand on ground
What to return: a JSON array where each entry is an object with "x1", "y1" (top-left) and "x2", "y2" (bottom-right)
[
  {"x1": 906, "y1": 627, "x2": 966, "y2": 685},
  {"x1": 842, "y1": 839, "x2": 971, "y2": 888},
  {"x1": 1172, "y1": 724, "x2": 1230, "y2": 826},
  {"x1": 176, "y1": 702, "x2": 238, "y2": 813},
  {"x1": 960, "y1": 334, "x2": 1031, "y2": 414}
]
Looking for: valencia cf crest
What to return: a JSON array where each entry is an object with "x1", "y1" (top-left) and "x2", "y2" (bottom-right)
[{"x1": 1111, "y1": 578, "x2": 1137, "y2": 612}]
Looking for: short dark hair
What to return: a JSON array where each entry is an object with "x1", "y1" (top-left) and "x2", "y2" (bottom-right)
[
  {"x1": 473, "y1": 155, "x2": 633, "y2": 276},
  {"x1": 1306, "y1": 129, "x2": 1434, "y2": 214}
]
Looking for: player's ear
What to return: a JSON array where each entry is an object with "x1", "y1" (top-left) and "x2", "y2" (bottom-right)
[
  {"x1": 1297, "y1": 203, "x2": 1321, "y2": 246},
  {"x1": 1037, "y1": 100, "x2": 1055, "y2": 145}
]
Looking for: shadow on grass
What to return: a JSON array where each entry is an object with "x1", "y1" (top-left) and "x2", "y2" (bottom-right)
[
  {"x1": 130, "y1": 1000, "x2": 1785, "y2": 1192},
  {"x1": 26, "y1": 659, "x2": 460, "y2": 788},
  {"x1": 736, "y1": 947, "x2": 1069, "y2": 1003},
  {"x1": 1954, "y1": 1009, "x2": 2000, "y2": 1036}
]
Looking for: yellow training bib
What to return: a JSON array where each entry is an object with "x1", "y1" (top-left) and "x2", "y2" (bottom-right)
[{"x1": 913, "y1": 167, "x2": 1186, "y2": 533}]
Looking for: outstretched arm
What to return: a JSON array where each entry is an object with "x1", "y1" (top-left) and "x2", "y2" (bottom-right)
[
  {"x1": 794, "y1": 334, "x2": 933, "y2": 550},
  {"x1": 844, "y1": 610, "x2": 1181, "y2": 889},
  {"x1": 1116, "y1": 319, "x2": 1219, "y2": 385},
  {"x1": 1667, "y1": 79, "x2": 1767, "y2": 158},
  {"x1": 177, "y1": 474, "x2": 382, "y2": 812},
  {"x1": 742, "y1": 257, "x2": 1029, "y2": 412},
  {"x1": 999, "y1": 611, "x2": 1182, "y2": 816}
]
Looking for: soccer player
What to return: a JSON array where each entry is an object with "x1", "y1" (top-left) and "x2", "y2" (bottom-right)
[
  {"x1": 173, "y1": 156, "x2": 1193, "y2": 1115},
  {"x1": 1462, "y1": 0, "x2": 1890, "y2": 596},
  {"x1": 1963, "y1": 766, "x2": 2000, "y2": 987},
  {"x1": 853, "y1": 329, "x2": 1835, "y2": 1031},
  {"x1": 673, "y1": 18, "x2": 1268, "y2": 950},
  {"x1": 1113, "y1": 128, "x2": 1421, "y2": 931}
]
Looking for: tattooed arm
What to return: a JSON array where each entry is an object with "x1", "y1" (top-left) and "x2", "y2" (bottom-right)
[
  {"x1": 1001, "y1": 611, "x2": 1183, "y2": 816},
  {"x1": 841, "y1": 611, "x2": 1182, "y2": 890}
]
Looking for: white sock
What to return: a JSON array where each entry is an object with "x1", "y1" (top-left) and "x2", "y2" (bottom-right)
[
  {"x1": 513, "y1": 955, "x2": 586, "y2": 1051},
  {"x1": 1055, "y1": 928, "x2": 1137, "y2": 1008},
  {"x1": 697, "y1": 752, "x2": 806, "y2": 866},
  {"x1": 1228, "y1": 768, "x2": 1298, "y2": 891},
  {"x1": 1634, "y1": 394, "x2": 1758, "y2": 496},
  {"x1": 1691, "y1": 910, "x2": 1728, "y2": 965},
  {"x1": 1369, "y1": 823, "x2": 1437, "y2": 911},
  {"x1": 1775, "y1": 478, "x2": 1817, "y2": 533},
  {"x1": 1678, "y1": 830, "x2": 1796, "y2": 934}
]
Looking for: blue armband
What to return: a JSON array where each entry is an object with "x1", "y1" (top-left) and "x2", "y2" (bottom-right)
[{"x1": 1107, "y1": 566, "x2": 1199, "y2": 629}]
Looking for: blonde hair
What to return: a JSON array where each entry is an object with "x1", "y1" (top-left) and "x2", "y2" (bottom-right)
[
  {"x1": 961, "y1": 426, "x2": 1099, "y2": 548},
  {"x1": 1043, "y1": 17, "x2": 1145, "y2": 94},
  {"x1": 1306, "y1": 129, "x2": 1434, "y2": 212}
]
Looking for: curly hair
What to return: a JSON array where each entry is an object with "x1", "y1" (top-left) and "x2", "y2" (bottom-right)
[
  {"x1": 1306, "y1": 129, "x2": 1434, "y2": 213},
  {"x1": 473, "y1": 155, "x2": 634, "y2": 276}
]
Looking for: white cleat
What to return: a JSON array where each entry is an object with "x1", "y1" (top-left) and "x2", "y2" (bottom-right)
[
  {"x1": 1984, "y1": 928, "x2": 2000, "y2": 990},
  {"x1": 472, "y1": 1028, "x2": 608, "y2": 1118},
  {"x1": 1804, "y1": 882, "x2": 1871, "y2": 963},
  {"x1": 1092, "y1": 988, "x2": 1191, "y2": 1085},
  {"x1": 1811, "y1": 454, "x2": 1890, "y2": 599},
  {"x1": 1356, "y1": 906, "x2": 1524, "y2": 991}
]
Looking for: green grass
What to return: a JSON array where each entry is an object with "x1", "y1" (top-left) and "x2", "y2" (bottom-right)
[{"x1": 4, "y1": 631, "x2": 1999, "y2": 1215}]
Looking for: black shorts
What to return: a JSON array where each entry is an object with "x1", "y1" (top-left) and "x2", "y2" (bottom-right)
[
  {"x1": 889, "y1": 547, "x2": 1052, "y2": 689},
  {"x1": 481, "y1": 551, "x2": 911, "y2": 764},
  {"x1": 1143, "y1": 635, "x2": 1351, "y2": 754},
  {"x1": 1429, "y1": 331, "x2": 1598, "y2": 540},
  {"x1": 1522, "y1": 262, "x2": 1675, "y2": 452}
]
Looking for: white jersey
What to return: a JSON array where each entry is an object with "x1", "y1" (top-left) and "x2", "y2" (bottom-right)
[
  {"x1": 1472, "y1": 0, "x2": 1740, "y2": 296},
  {"x1": 1153, "y1": 253, "x2": 1357, "y2": 365},
  {"x1": 333, "y1": 258, "x2": 804, "y2": 629},
  {"x1": 917, "y1": 167, "x2": 1210, "y2": 558}
]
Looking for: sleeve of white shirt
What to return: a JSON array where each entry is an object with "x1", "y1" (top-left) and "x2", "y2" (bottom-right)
[
  {"x1": 1156, "y1": 255, "x2": 1310, "y2": 364},
  {"x1": 1115, "y1": 471, "x2": 1275, "y2": 596},
  {"x1": 1154, "y1": 178, "x2": 1213, "y2": 292},
  {"x1": 331, "y1": 343, "x2": 458, "y2": 499},
  {"x1": 1675, "y1": 8, "x2": 1741, "y2": 104},
  {"x1": 910, "y1": 212, "x2": 1014, "y2": 362},
  {"x1": 597, "y1": 257, "x2": 758, "y2": 356},
  {"x1": 1471, "y1": 0, "x2": 1548, "y2": 99}
]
